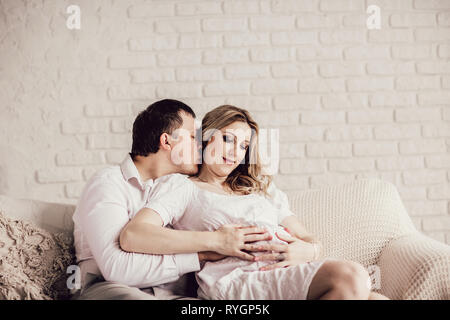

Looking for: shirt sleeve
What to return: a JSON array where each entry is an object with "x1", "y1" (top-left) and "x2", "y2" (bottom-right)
[
  {"x1": 74, "y1": 175, "x2": 200, "y2": 288},
  {"x1": 143, "y1": 173, "x2": 195, "y2": 227},
  {"x1": 265, "y1": 181, "x2": 297, "y2": 224}
]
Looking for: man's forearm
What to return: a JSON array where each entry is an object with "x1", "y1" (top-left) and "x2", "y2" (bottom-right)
[{"x1": 120, "y1": 221, "x2": 219, "y2": 255}]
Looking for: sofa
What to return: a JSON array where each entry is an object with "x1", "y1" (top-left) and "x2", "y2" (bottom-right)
[{"x1": 0, "y1": 178, "x2": 449, "y2": 300}]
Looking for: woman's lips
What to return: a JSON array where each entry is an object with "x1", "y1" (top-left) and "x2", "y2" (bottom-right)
[{"x1": 223, "y1": 157, "x2": 235, "y2": 165}]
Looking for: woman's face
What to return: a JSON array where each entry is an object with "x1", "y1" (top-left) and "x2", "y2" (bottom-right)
[{"x1": 203, "y1": 121, "x2": 252, "y2": 178}]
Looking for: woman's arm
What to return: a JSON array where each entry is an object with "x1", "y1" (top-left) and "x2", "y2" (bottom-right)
[{"x1": 280, "y1": 215, "x2": 323, "y2": 259}]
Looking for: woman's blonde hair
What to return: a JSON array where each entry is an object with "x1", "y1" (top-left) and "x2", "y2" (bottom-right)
[{"x1": 196, "y1": 105, "x2": 273, "y2": 196}]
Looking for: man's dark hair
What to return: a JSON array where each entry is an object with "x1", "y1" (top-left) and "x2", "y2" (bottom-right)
[{"x1": 130, "y1": 99, "x2": 195, "y2": 159}]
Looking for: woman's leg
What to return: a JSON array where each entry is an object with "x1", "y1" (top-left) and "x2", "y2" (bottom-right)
[
  {"x1": 307, "y1": 259, "x2": 372, "y2": 300},
  {"x1": 368, "y1": 291, "x2": 390, "y2": 300}
]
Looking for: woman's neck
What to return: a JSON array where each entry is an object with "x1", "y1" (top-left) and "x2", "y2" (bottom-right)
[{"x1": 197, "y1": 167, "x2": 227, "y2": 187}]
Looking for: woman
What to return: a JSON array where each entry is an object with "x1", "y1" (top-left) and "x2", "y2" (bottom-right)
[{"x1": 120, "y1": 105, "x2": 389, "y2": 300}]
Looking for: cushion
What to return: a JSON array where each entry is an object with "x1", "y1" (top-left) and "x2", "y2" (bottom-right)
[{"x1": 0, "y1": 210, "x2": 75, "y2": 300}]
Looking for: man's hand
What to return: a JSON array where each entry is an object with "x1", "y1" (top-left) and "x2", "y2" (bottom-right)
[
  {"x1": 212, "y1": 224, "x2": 273, "y2": 261},
  {"x1": 254, "y1": 231, "x2": 320, "y2": 271}
]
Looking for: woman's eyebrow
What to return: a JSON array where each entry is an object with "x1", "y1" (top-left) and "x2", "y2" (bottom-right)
[{"x1": 225, "y1": 131, "x2": 250, "y2": 143}]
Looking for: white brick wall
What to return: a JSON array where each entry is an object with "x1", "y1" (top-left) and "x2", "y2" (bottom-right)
[{"x1": 0, "y1": 0, "x2": 449, "y2": 245}]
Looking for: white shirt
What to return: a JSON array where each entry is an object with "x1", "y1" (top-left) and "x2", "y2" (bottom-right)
[
  {"x1": 144, "y1": 173, "x2": 296, "y2": 299},
  {"x1": 72, "y1": 155, "x2": 200, "y2": 288}
]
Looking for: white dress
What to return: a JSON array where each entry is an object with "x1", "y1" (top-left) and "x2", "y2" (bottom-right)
[{"x1": 145, "y1": 173, "x2": 330, "y2": 300}]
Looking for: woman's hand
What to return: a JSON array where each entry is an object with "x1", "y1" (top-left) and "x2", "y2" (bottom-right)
[
  {"x1": 254, "y1": 231, "x2": 319, "y2": 271},
  {"x1": 213, "y1": 224, "x2": 273, "y2": 261}
]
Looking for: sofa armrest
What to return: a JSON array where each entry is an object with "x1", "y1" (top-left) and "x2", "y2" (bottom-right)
[{"x1": 377, "y1": 232, "x2": 450, "y2": 300}]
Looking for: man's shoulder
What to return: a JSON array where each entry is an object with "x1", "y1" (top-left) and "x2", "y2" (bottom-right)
[{"x1": 85, "y1": 165, "x2": 125, "y2": 188}]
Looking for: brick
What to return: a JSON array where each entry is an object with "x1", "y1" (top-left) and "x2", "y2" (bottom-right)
[
  {"x1": 368, "y1": 0, "x2": 413, "y2": 10},
  {"x1": 279, "y1": 143, "x2": 306, "y2": 158},
  {"x1": 155, "y1": 19, "x2": 201, "y2": 33},
  {"x1": 348, "y1": 110, "x2": 393, "y2": 124},
  {"x1": 399, "y1": 139, "x2": 447, "y2": 155},
  {"x1": 322, "y1": 94, "x2": 368, "y2": 109},
  {"x1": 425, "y1": 155, "x2": 450, "y2": 168},
  {"x1": 279, "y1": 159, "x2": 326, "y2": 174},
  {"x1": 108, "y1": 54, "x2": 155, "y2": 69},
  {"x1": 203, "y1": 49, "x2": 249, "y2": 64},
  {"x1": 204, "y1": 82, "x2": 250, "y2": 97},
  {"x1": 297, "y1": 13, "x2": 341, "y2": 28},
  {"x1": 414, "y1": 0, "x2": 450, "y2": 9},
  {"x1": 347, "y1": 78, "x2": 394, "y2": 92},
  {"x1": 128, "y1": 36, "x2": 178, "y2": 51},
  {"x1": 273, "y1": 175, "x2": 309, "y2": 190},
  {"x1": 84, "y1": 104, "x2": 130, "y2": 117},
  {"x1": 56, "y1": 151, "x2": 105, "y2": 166},
  {"x1": 370, "y1": 92, "x2": 416, "y2": 107},
  {"x1": 223, "y1": 1, "x2": 260, "y2": 14},
  {"x1": 344, "y1": 46, "x2": 390, "y2": 60},
  {"x1": 353, "y1": 141, "x2": 398, "y2": 156},
  {"x1": 280, "y1": 127, "x2": 324, "y2": 142},
  {"x1": 306, "y1": 142, "x2": 352, "y2": 158},
  {"x1": 225, "y1": 96, "x2": 272, "y2": 111},
  {"x1": 367, "y1": 61, "x2": 415, "y2": 75},
  {"x1": 396, "y1": 186, "x2": 427, "y2": 200},
  {"x1": 390, "y1": 13, "x2": 436, "y2": 27},
  {"x1": 273, "y1": 95, "x2": 321, "y2": 110},
  {"x1": 36, "y1": 168, "x2": 82, "y2": 184},
  {"x1": 108, "y1": 85, "x2": 156, "y2": 101},
  {"x1": 159, "y1": 52, "x2": 202, "y2": 68},
  {"x1": 106, "y1": 150, "x2": 130, "y2": 164},
  {"x1": 250, "y1": 48, "x2": 293, "y2": 62},
  {"x1": 418, "y1": 92, "x2": 450, "y2": 105},
  {"x1": 415, "y1": 29, "x2": 450, "y2": 42},
  {"x1": 223, "y1": 33, "x2": 270, "y2": 47},
  {"x1": 179, "y1": 34, "x2": 221, "y2": 49},
  {"x1": 297, "y1": 46, "x2": 343, "y2": 60},
  {"x1": 438, "y1": 12, "x2": 450, "y2": 26},
  {"x1": 252, "y1": 79, "x2": 297, "y2": 95},
  {"x1": 130, "y1": 68, "x2": 175, "y2": 83},
  {"x1": 272, "y1": 63, "x2": 317, "y2": 78},
  {"x1": 329, "y1": 158, "x2": 375, "y2": 172},
  {"x1": 299, "y1": 78, "x2": 345, "y2": 93},
  {"x1": 310, "y1": 173, "x2": 356, "y2": 189},
  {"x1": 272, "y1": 31, "x2": 317, "y2": 45},
  {"x1": 111, "y1": 119, "x2": 133, "y2": 133},
  {"x1": 176, "y1": 2, "x2": 222, "y2": 15},
  {"x1": 417, "y1": 62, "x2": 450, "y2": 74},
  {"x1": 128, "y1": 4, "x2": 174, "y2": 18},
  {"x1": 319, "y1": 62, "x2": 364, "y2": 77},
  {"x1": 272, "y1": 0, "x2": 318, "y2": 13},
  {"x1": 391, "y1": 45, "x2": 431, "y2": 59},
  {"x1": 320, "y1": 0, "x2": 364, "y2": 11},
  {"x1": 423, "y1": 216, "x2": 450, "y2": 231},
  {"x1": 396, "y1": 76, "x2": 440, "y2": 90},
  {"x1": 65, "y1": 182, "x2": 86, "y2": 199},
  {"x1": 87, "y1": 134, "x2": 131, "y2": 149},
  {"x1": 300, "y1": 110, "x2": 346, "y2": 125},
  {"x1": 374, "y1": 124, "x2": 421, "y2": 140},
  {"x1": 250, "y1": 16, "x2": 296, "y2": 31},
  {"x1": 443, "y1": 76, "x2": 450, "y2": 88},
  {"x1": 320, "y1": 30, "x2": 365, "y2": 44},
  {"x1": 438, "y1": 44, "x2": 450, "y2": 58},
  {"x1": 156, "y1": 83, "x2": 202, "y2": 98},
  {"x1": 203, "y1": 18, "x2": 247, "y2": 31},
  {"x1": 342, "y1": 14, "x2": 372, "y2": 27},
  {"x1": 61, "y1": 119, "x2": 109, "y2": 134},
  {"x1": 406, "y1": 200, "x2": 447, "y2": 215},
  {"x1": 376, "y1": 156, "x2": 424, "y2": 171},
  {"x1": 403, "y1": 170, "x2": 448, "y2": 185},
  {"x1": 176, "y1": 67, "x2": 222, "y2": 81},
  {"x1": 225, "y1": 65, "x2": 269, "y2": 79},
  {"x1": 395, "y1": 108, "x2": 441, "y2": 122},
  {"x1": 252, "y1": 111, "x2": 300, "y2": 127},
  {"x1": 428, "y1": 184, "x2": 450, "y2": 199},
  {"x1": 422, "y1": 124, "x2": 450, "y2": 139}
]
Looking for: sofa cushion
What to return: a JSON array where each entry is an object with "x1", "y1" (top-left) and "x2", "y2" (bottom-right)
[{"x1": 0, "y1": 210, "x2": 75, "y2": 300}]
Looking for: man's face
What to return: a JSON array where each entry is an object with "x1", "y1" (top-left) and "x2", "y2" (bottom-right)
[{"x1": 169, "y1": 112, "x2": 200, "y2": 175}]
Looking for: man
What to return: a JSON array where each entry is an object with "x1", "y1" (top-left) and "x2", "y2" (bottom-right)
[{"x1": 72, "y1": 99, "x2": 270, "y2": 300}]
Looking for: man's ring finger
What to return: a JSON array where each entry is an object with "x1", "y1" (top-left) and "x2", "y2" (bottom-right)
[{"x1": 276, "y1": 253, "x2": 285, "y2": 261}]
